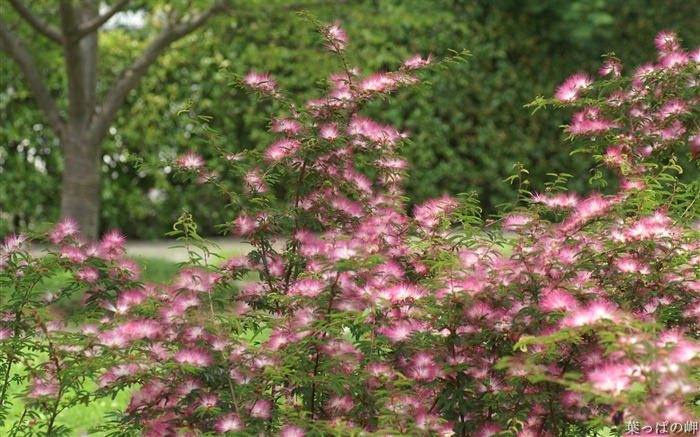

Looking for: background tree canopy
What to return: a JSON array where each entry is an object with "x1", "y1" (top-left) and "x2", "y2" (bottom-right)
[{"x1": 2, "y1": 0, "x2": 698, "y2": 239}]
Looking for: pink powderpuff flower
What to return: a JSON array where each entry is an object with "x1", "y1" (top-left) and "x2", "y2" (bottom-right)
[
  {"x1": 599, "y1": 58, "x2": 622, "y2": 77},
  {"x1": 215, "y1": 413, "x2": 244, "y2": 434},
  {"x1": 243, "y1": 168, "x2": 268, "y2": 193},
  {"x1": 360, "y1": 73, "x2": 397, "y2": 93},
  {"x1": 27, "y1": 378, "x2": 59, "y2": 399},
  {"x1": 0, "y1": 327, "x2": 12, "y2": 341},
  {"x1": 118, "y1": 319, "x2": 161, "y2": 340},
  {"x1": 554, "y1": 72, "x2": 593, "y2": 102},
  {"x1": 60, "y1": 246, "x2": 87, "y2": 264},
  {"x1": 615, "y1": 254, "x2": 650, "y2": 275},
  {"x1": 403, "y1": 53, "x2": 433, "y2": 70},
  {"x1": 562, "y1": 299, "x2": 620, "y2": 327},
  {"x1": 319, "y1": 124, "x2": 340, "y2": 140},
  {"x1": 249, "y1": 399, "x2": 272, "y2": 419},
  {"x1": 175, "y1": 151, "x2": 205, "y2": 169},
  {"x1": 48, "y1": 217, "x2": 80, "y2": 244},
  {"x1": 329, "y1": 395, "x2": 354, "y2": 413},
  {"x1": 539, "y1": 288, "x2": 579, "y2": 313},
  {"x1": 265, "y1": 138, "x2": 300, "y2": 163},
  {"x1": 243, "y1": 71, "x2": 277, "y2": 92},
  {"x1": 110, "y1": 258, "x2": 141, "y2": 280},
  {"x1": 379, "y1": 282, "x2": 427, "y2": 304},
  {"x1": 100, "y1": 229, "x2": 126, "y2": 258},
  {"x1": 323, "y1": 21, "x2": 348, "y2": 51},
  {"x1": 289, "y1": 278, "x2": 326, "y2": 298},
  {"x1": 198, "y1": 393, "x2": 218, "y2": 409},
  {"x1": 270, "y1": 118, "x2": 303, "y2": 135},
  {"x1": 174, "y1": 348, "x2": 213, "y2": 367},
  {"x1": 475, "y1": 424, "x2": 503, "y2": 437},
  {"x1": 232, "y1": 214, "x2": 258, "y2": 237},
  {"x1": 175, "y1": 377, "x2": 202, "y2": 396},
  {"x1": 568, "y1": 108, "x2": 619, "y2": 136},
  {"x1": 655, "y1": 31, "x2": 680, "y2": 55},
  {"x1": 76, "y1": 266, "x2": 99, "y2": 284},
  {"x1": 660, "y1": 51, "x2": 689, "y2": 68},
  {"x1": 280, "y1": 424, "x2": 306, "y2": 437},
  {"x1": 3, "y1": 233, "x2": 28, "y2": 253},
  {"x1": 588, "y1": 363, "x2": 633, "y2": 396},
  {"x1": 413, "y1": 195, "x2": 459, "y2": 229},
  {"x1": 379, "y1": 319, "x2": 428, "y2": 343}
]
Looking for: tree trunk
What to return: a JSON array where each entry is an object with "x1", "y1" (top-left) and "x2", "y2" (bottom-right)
[
  {"x1": 3, "y1": 0, "x2": 229, "y2": 240},
  {"x1": 60, "y1": 131, "x2": 102, "y2": 240}
]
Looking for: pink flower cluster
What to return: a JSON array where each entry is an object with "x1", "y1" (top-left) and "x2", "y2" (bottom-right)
[{"x1": 2, "y1": 28, "x2": 697, "y2": 437}]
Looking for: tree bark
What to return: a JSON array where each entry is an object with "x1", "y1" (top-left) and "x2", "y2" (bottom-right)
[
  {"x1": 2, "y1": 0, "x2": 230, "y2": 240},
  {"x1": 61, "y1": 132, "x2": 102, "y2": 241}
]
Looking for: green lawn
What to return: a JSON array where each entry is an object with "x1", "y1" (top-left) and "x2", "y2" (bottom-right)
[{"x1": 1, "y1": 256, "x2": 178, "y2": 435}]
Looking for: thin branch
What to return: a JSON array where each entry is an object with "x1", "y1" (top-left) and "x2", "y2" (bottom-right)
[
  {"x1": 77, "y1": 0, "x2": 130, "y2": 39},
  {"x1": 8, "y1": 0, "x2": 63, "y2": 44},
  {"x1": 90, "y1": 0, "x2": 229, "y2": 143},
  {"x1": 0, "y1": 21, "x2": 65, "y2": 137}
]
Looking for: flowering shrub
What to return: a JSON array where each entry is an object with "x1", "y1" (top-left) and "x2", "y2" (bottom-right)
[{"x1": 1, "y1": 18, "x2": 698, "y2": 437}]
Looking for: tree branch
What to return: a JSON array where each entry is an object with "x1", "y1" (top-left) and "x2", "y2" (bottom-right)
[
  {"x1": 77, "y1": 0, "x2": 130, "y2": 39},
  {"x1": 8, "y1": 0, "x2": 63, "y2": 44},
  {"x1": 89, "y1": 1, "x2": 229, "y2": 143},
  {"x1": 0, "y1": 21, "x2": 65, "y2": 137}
]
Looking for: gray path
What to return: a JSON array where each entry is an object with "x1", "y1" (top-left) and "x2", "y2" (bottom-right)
[{"x1": 125, "y1": 237, "x2": 253, "y2": 263}]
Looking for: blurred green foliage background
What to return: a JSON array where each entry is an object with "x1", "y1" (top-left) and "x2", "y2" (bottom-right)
[{"x1": 2, "y1": 0, "x2": 699, "y2": 238}]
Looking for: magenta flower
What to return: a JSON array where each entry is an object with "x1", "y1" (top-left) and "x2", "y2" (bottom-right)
[
  {"x1": 554, "y1": 72, "x2": 593, "y2": 102},
  {"x1": 243, "y1": 71, "x2": 277, "y2": 92},
  {"x1": 48, "y1": 217, "x2": 80, "y2": 244}
]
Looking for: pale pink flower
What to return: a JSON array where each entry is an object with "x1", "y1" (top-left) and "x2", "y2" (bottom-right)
[
  {"x1": 76, "y1": 266, "x2": 99, "y2": 283},
  {"x1": 174, "y1": 348, "x2": 213, "y2": 367},
  {"x1": 27, "y1": 378, "x2": 59, "y2": 399},
  {"x1": 215, "y1": 413, "x2": 244, "y2": 434},
  {"x1": 280, "y1": 425, "x2": 307, "y2": 437},
  {"x1": 119, "y1": 319, "x2": 161, "y2": 340},
  {"x1": 403, "y1": 53, "x2": 433, "y2": 70},
  {"x1": 329, "y1": 395, "x2": 354, "y2": 413},
  {"x1": 588, "y1": 363, "x2": 633, "y2": 395},
  {"x1": 175, "y1": 151, "x2": 205, "y2": 169},
  {"x1": 3, "y1": 233, "x2": 28, "y2": 252},
  {"x1": 243, "y1": 168, "x2": 268, "y2": 193},
  {"x1": 323, "y1": 21, "x2": 348, "y2": 51},
  {"x1": 250, "y1": 399, "x2": 272, "y2": 419},
  {"x1": 539, "y1": 288, "x2": 579, "y2": 313},
  {"x1": 270, "y1": 118, "x2": 303, "y2": 135},
  {"x1": 232, "y1": 214, "x2": 258, "y2": 237},
  {"x1": 563, "y1": 299, "x2": 620, "y2": 327},
  {"x1": 60, "y1": 246, "x2": 87, "y2": 264},
  {"x1": 198, "y1": 393, "x2": 218, "y2": 409},
  {"x1": 360, "y1": 73, "x2": 397, "y2": 93},
  {"x1": 319, "y1": 123, "x2": 340, "y2": 141},
  {"x1": 48, "y1": 218, "x2": 80, "y2": 244},
  {"x1": 175, "y1": 377, "x2": 202, "y2": 396}
]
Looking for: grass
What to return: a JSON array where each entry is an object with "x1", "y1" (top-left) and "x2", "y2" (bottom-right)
[{"x1": 1, "y1": 255, "x2": 180, "y2": 435}]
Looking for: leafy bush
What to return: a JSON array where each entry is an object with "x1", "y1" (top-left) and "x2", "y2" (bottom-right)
[{"x1": 1, "y1": 21, "x2": 698, "y2": 436}]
